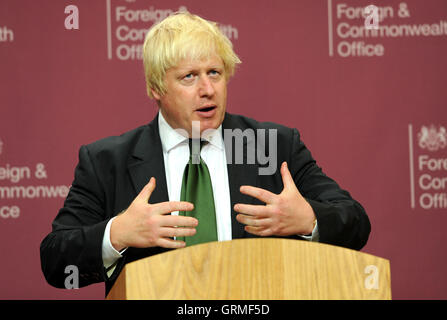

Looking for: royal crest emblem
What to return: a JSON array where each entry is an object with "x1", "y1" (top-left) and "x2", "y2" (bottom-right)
[{"x1": 418, "y1": 125, "x2": 447, "y2": 151}]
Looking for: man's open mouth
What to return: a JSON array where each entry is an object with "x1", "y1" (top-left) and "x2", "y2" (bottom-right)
[
  {"x1": 196, "y1": 105, "x2": 217, "y2": 118},
  {"x1": 197, "y1": 105, "x2": 216, "y2": 112}
]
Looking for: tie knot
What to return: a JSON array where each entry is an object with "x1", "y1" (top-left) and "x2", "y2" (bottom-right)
[
  {"x1": 188, "y1": 139, "x2": 207, "y2": 164},
  {"x1": 188, "y1": 139, "x2": 208, "y2": 154}
]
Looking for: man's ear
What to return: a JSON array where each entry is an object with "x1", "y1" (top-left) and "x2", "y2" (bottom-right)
[{"x1": 151, "y1": 88, "x2": 161, "y2": 100}]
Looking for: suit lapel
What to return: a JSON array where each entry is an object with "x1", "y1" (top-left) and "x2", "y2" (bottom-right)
[
  {"x1": 222, "y1": 113, "x2": 259, "y2": 239},
  {"x1": 127, "y1": 114, "x2": 169, "y2": 204}
]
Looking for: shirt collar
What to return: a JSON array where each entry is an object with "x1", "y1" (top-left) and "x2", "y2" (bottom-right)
[{"x1": 158, "y1": 111, "x2": 224, "y2": 152}]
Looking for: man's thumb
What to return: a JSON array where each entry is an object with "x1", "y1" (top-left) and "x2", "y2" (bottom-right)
[
  {"x1": 138, "y1": 177, "x2": 156, "y2": 203},
  {"x1": 280, "y1": 162, "x2": 295, "y2": 189}
]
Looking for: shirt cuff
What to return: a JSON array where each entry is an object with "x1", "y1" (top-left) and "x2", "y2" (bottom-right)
[
  {"x1": 299, "y1": 220, "x2": 320, "y2": 242},
  {"x1": 102, "y1": 217, "x2": 127, "y2": 271}
]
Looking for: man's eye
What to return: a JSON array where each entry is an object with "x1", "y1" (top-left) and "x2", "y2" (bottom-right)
[{"x1": 184, "y1": 73, "x2": 194, "y2": 79}]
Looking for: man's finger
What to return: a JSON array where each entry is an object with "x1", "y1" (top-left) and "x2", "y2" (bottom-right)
[
  {"x1": 236, "y1": 214, "x2": 272, "y2": 228},
  {"x1": 234, "y1": 203, "x2": 272, "y2": 217},
  {"x1": 159, "y1": 226, "x2": 197, "y2": 238},
  {"x1": 153, "y1": 201, "x2": 194, "y2": 215},
  {"x1": 239, "y1": 185, "x2": 276, "y2": 204},
  {"x1": 159, "y1": 215, "x2": 198, "y2": 228},
  {"x1": 156, "y1": 238, "x2": 187, "y2": 249},
  {"x1": 244, "y1": 225, "x2": 273, "y2": 237}
]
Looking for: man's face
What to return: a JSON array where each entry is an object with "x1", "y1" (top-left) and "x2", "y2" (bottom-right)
[{"x1": 152, "y1": 54, "x2": 227, "y2": 136}]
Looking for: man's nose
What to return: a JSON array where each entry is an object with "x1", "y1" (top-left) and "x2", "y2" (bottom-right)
[{"x1": 198, "y1": 76, "x2": 215, "y2": 97}]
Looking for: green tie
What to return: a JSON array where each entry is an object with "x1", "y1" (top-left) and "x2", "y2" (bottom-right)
[{"x1": 179, "y1": 139, "x2": 218, "y2": 246}]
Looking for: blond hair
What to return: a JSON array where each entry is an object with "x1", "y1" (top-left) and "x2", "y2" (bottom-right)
[{"x1": 143, "y1": 12, "x2": 241, "y2": 98}]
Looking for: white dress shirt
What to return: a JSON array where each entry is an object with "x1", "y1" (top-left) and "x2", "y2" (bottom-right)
[
  {"x1": 102, "y1": 111, "x2": 318, "y2": 275},
  {"x1": 158, "y1": 111, "x2": 233, "y2": 241}
]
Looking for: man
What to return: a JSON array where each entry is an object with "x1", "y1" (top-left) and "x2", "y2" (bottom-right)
[{"x1": 40, "y1": 12, "x2": 370, "y2": 295}]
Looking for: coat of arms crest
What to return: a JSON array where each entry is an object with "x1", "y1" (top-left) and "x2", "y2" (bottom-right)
[{"x1": 418, "y1": 125, "x2": 447, "y2": 151}]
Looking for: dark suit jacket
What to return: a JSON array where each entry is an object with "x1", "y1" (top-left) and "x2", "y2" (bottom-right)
[{"x1": 40, "y1": 112, "x2": 370, "y2": 295}]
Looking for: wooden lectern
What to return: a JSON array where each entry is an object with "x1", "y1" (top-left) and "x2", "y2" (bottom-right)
[{"x1": 106, "y1": 238, "x2": 391, "y2": 300}]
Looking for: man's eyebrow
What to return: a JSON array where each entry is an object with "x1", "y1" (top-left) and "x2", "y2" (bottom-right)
[{"x1": 173, "y1": 67, "x2": 196, "y2": 76}]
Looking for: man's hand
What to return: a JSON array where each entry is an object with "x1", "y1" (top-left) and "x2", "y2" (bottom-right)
[
  {"x1": 235, "y1": 162, "x2": 316, "y2": 237},
  {"x1": 110, "y1": 177, "x2": 198, "y2": 251}
]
